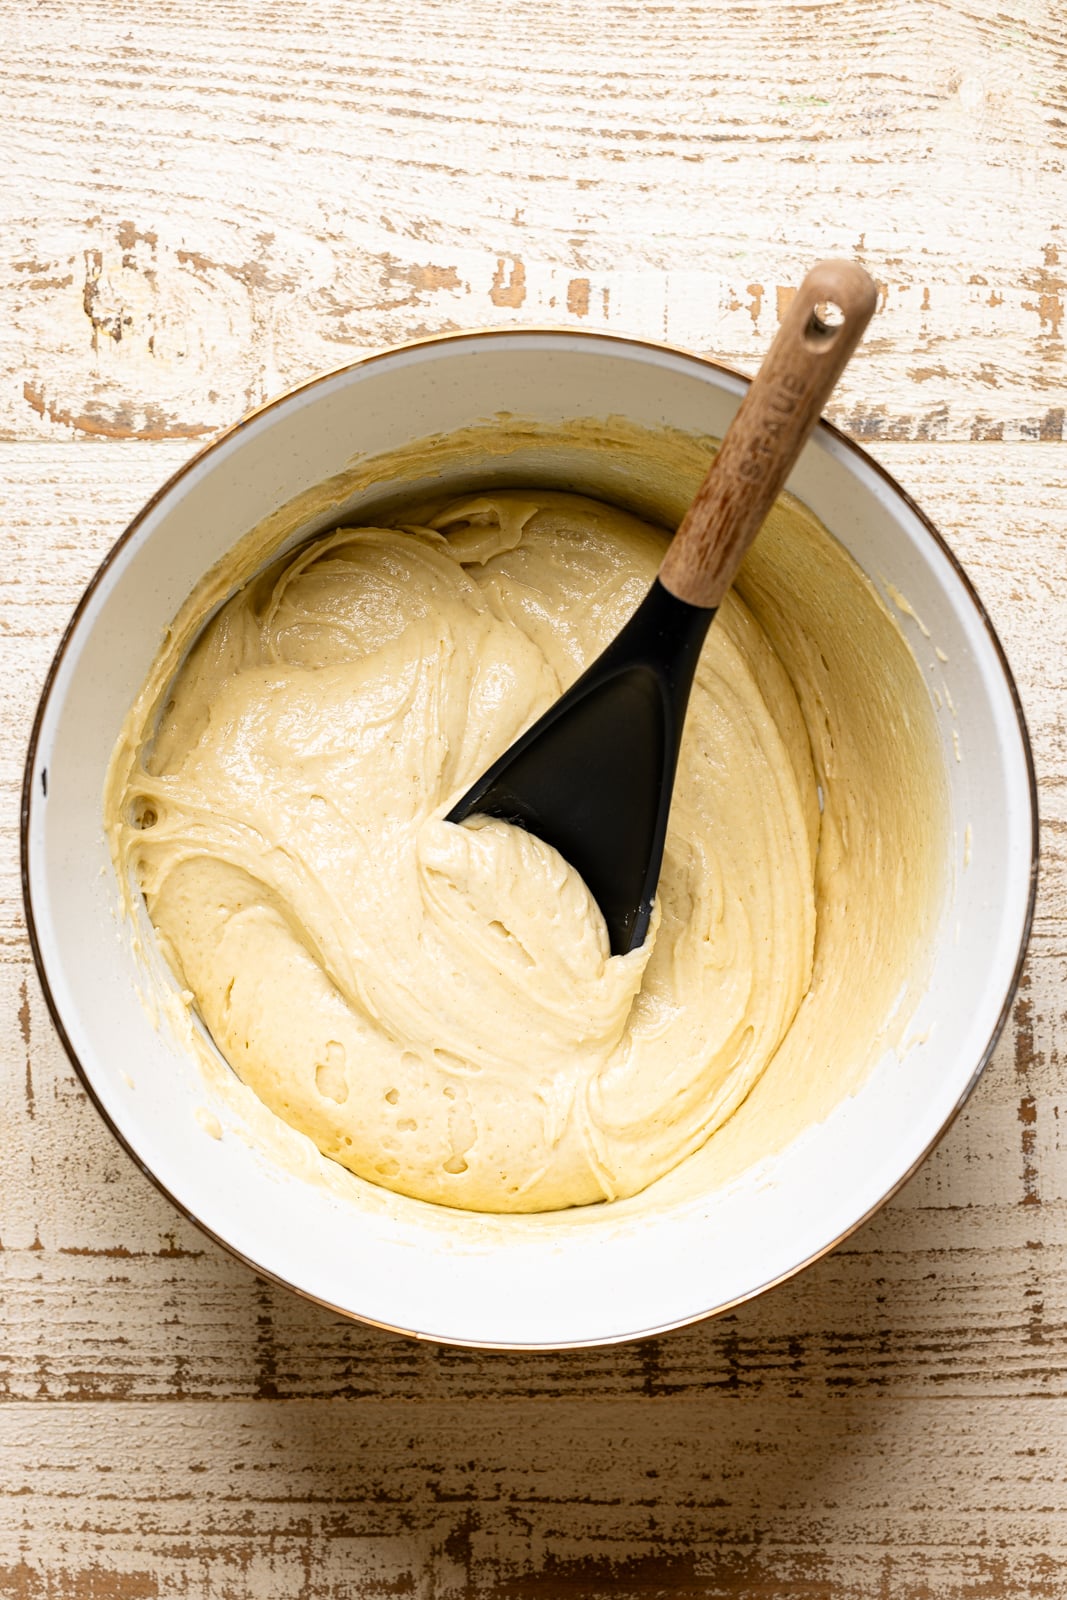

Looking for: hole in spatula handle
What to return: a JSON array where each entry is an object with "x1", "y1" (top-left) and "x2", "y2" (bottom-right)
[{"x1": 804, "y1": 299, "x2": 846, "y2": 347}]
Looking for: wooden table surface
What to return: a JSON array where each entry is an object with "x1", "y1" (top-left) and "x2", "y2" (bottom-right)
[{"x1": 2, "y1": 1, "x2": 1065, "y2": 1594}]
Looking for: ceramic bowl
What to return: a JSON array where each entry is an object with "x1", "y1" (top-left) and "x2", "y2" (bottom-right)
[{"x1": 22, "y1": 331, "x2": 1037, "y2": 1347}]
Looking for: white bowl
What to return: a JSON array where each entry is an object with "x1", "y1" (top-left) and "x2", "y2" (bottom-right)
[{"x1": 22, "y1": 331, "x2": 1037, "y2": 1348}]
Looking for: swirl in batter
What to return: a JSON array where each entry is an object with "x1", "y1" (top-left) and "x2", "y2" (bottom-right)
[{"x1": 110, "y1": 488, "x2": 937, "y2": 1212}]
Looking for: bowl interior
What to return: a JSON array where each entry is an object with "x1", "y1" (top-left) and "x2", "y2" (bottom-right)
[{"x1": 24, "y1": 333, "x2": 1035, "y2": 1347}]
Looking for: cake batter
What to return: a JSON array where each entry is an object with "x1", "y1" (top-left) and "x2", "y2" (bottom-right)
[{"x1": 107, "y1": 485, "x2": 943, "y2": 1213}]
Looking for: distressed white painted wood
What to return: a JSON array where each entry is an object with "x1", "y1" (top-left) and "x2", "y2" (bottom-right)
[{"x1": 1, "y1": 0, "x2": 1065, "y2": 1593}]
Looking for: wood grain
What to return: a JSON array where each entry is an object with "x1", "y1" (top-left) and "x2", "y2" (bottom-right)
[
  {"x1": 2, "y1": 0, "x2": 1065, "y2": 444},
  {"x1": 2, "y1": 1399, "x2": 1066, "y2": 1597},
  {"x1": 3, "y1": 0, "x2": 1066, "y2": 1592}
]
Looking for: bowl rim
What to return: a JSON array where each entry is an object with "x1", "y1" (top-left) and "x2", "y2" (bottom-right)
[{"x1": 20, "y1": 326, "x2": 1040, "y2": 1349}]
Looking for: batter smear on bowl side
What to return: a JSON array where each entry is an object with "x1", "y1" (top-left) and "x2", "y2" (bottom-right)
[{"x1": 106, "y1": 488, "x2": 945, "y2": 1213}]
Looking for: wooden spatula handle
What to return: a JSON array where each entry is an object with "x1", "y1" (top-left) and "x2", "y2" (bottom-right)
[{"x1": 659, "y1": 258, "x2": 878, "y2": 609}]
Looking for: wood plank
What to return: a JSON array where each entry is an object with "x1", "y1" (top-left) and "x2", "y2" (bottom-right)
[
  {"x1": 1, "y1": 1398, "x2": 1065, "y2": 1597},
  {"x1": 2, "y1": 0, "x2": 1065, "y2": 444},
  {"x1": 1, "y1": 1180, "x2": 1065, "y2": 1404}
]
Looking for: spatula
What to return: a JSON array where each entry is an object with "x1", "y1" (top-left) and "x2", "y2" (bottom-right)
[{"x1": 446, "y1": 259, "x2": 878, "y2": 955}]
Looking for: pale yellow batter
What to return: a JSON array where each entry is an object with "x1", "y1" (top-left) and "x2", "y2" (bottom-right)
[{"x1": 108, "y1": 472, "x2": 945, "y2": 1215}]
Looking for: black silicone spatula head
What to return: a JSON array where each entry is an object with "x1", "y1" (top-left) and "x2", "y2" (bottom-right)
[
  {"x1": 447, "y1": 260, "x2": 878, "y2": 955},
  {"x1": 447, "y1": 580, "x2": 713, "y2": 954}
]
